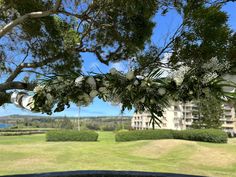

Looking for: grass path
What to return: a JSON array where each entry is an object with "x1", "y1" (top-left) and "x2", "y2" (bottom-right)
[{"x1": 0, "y1": 132, "x2": 236, "y2": 176}]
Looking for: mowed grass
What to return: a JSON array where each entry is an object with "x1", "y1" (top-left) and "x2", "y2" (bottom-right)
[{"x1": 0, "y1": 132, "x2": 236, "y2": 177}]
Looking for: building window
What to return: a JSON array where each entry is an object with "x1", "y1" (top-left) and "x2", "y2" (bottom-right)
[
  {"x1": 226, "y1": 121, "x2": 233, "y2": 124},
  {"x1": 186, "y1": 119, "x2": 191, "y2": 122},
  {"x1": 174, "y1": 106, "x2": 178, "y2": 111}
]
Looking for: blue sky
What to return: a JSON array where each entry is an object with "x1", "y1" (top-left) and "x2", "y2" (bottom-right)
[{"x1": 0, "y1": 2, "x2": 235, "y2": 117}]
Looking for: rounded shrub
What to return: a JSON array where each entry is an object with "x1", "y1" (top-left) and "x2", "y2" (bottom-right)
[{"x1": 46, "y1": 130, "x2": 98, "y2": 141}]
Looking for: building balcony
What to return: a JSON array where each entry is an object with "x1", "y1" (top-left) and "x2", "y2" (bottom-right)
[
  {"x1": 223, "y1": 106, "x2": 232, "y2": 111},
  {"x1": 224, "y1": 116, "x2": 233, "y2": 120},
  {"x1": 222, "y1": 124, "x2": 235, "y2": 128},
  {"x1": 185, "y1": 122, "x2": 192, "y2": 125},
  {"x1": 183, "y1": 110, "x2": 192, "y2": 113},
  {"x1": 224, "y1": 112, "x2": 232, "y2": 116}
]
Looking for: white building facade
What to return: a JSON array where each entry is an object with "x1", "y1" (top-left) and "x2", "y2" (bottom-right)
[{"x1": 131, "y1": 102, "x2": 236, "y2": 134}]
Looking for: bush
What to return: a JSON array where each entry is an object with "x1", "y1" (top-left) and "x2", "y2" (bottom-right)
[
  {"x1": 102, "y1": 125, "x2": 116, "y2": 131},
  {"x1": 172, "y1": 129, "x2": 228, "y2": 143},
  {"x1": 115, "y1": 129, "x2": 173, "y2": 142},
  {"x1": 0, "y1": 129, "x2": 47, "y2": 132},
  {"x1": 115, "y1": 129, "x2": 227, "y2": 143},
  {"x1": 0, "y1": 130, "x2": 46, "y2": 136},
  {"x1": 46, "y1": 130, "x2": 98, "y2": 141}
]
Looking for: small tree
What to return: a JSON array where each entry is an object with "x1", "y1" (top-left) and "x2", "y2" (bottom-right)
[
  {"x1": 58, "y1": 117, "x2": 74, "y2": 129},
  {"x1": 192, "y1": 92, "x2": 223, "y2": 129}
]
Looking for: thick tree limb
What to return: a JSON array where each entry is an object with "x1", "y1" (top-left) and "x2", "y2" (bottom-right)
[
  {"x1": 0, "y1": 0, "x2": 62, "y2": 37},
  {"x1": 0, "y1": 82, "x2": 36, "y2": 91}
]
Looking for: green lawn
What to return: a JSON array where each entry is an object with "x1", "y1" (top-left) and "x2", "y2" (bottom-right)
[{"x1": 0, "y1": 132, "x2": 236, "y2": 177}]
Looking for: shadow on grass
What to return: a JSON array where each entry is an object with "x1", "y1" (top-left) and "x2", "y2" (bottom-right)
[{"x1": 2, "y1": 170, "x2": 206, "y2": 177}]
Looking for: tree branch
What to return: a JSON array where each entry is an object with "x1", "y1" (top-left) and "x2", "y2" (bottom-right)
[
  {"x1": 0, "y1": 82, "x2": 37, "y2": 91},
  {"x1": 0, "y1": 0, "x2": 62, "y2": 38},
  {"x1": 6, "y1": 54, "x2": 63, "y2": 82},
  {"x1": 80, "y1": 48, "x2": 109, "y2": 65},
  {"x1": 156, "y1": 23, "x2": 183, "y2": 60},
  {"x1": 58, "y1": 10, "x2": 89, "y2": 20}
]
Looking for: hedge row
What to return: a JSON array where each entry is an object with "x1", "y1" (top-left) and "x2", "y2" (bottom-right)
[
  {"x1": 46, "y1": 130, "x2": 98, "y2": 141},
  {"x1": 115, "y1": 129, "x2": 228, "y2": 143},
  {"x1": 172, "y1": 129, "x2": 228, "y2": 143},
  {"x1": 0, "y1": 129, "x2": 47, "y2": 132},
  {"x1": 0, "y1": 131, "x2": 46, "y2": 136},
  {"x1": 115, "y1": 129, "x2": 173, "y2": 142}
]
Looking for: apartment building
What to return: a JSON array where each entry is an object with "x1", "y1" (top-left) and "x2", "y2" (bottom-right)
[
  {"x1": 221, "y1": 104, "x2": 236, "y2": 134},
  {"x1": 131, "y1": 102, "x2": 236, "y2": 134}
]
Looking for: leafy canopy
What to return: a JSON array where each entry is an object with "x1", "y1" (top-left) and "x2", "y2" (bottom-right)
[{"x1": 0, "y1": 0, "x2": 236, "y2": 126}]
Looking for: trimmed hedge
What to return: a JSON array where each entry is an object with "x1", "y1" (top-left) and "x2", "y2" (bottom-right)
[
  {"x1": 172, "y1": 129, "x2": 228, "y2": 143},
  {"x1": 115, "y1": 129, "x2": 227, "y2": 143},
  {"x1": 46, "y1": 130, "x2": 98, "y2": 141},
  {"x1": 0, "y1": 130, "x2": 46, "y2": 136},
  {"x1": 115, "y1": 129, "x2": 173, "y2": 142},
  {"x1": 0, "y1": 131, "x2": 45, "y2": 136},
  {"x1": 0, "y1": 129, "x2": 48, "y2": 132}
]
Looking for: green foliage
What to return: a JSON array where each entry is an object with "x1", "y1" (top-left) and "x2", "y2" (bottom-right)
[
  {"x1": 0, "y1": 132, "x2": 44, "y2": 136},
  {"x1": 89, "y1": 0, "x2": 157, "y2": 62},
  {"x1": 2, "y1": 116, "x2": 132, "y2": 131},
  {"x1": 116, "y1": 129, "x2": 227, "y2": 143},
  {"x1": 46, "y1": 130, "x2": 98, "y2": 141},
  {"x1": 170, "y1": 3, "x2": 231, "y2": 67},
  {"x1": 165, "y1": 2, "x2": 236, "y2": 104},
  {"x1": 191, "y1": 92, "x2": 223, "y2": 129},
  {"x1": 82, "y1": 117, "x2": 131, "y2": 131},
  {"x1": 85, "y1": 123, "x2": 101, "y2": 131},
  {"x1": 0, "y1": 129, "x2": 46, "y2": 136},
  {"x1": 1, "y1": 0, "x2": 236, "y2": 130},
  {"x1": 115, "y1": 129, "x2": 173, "y2": 142},
  {"x1": 57, "y1": 117, "x2": 75, "y2": 129},
  {"x1": 172, "y1": 129, "x2": 228, "y2": 143},
  {"x1": 0, "y1": 0, "x2": 159, "y2": 113}
]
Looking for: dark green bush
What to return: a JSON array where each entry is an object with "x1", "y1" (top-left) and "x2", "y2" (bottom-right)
[
  {"x1": 115, "y1": 129, "x2": 227, "y2": 143},
  {"x1": 46, "y1": 130, "x2": 98, "y2": 141},
  {"x1": 115, "y1": 129, "x2": 173, "y2": 142},
  {"x1": 172, "y1": 129, "x2": 228, "y2": 143}
]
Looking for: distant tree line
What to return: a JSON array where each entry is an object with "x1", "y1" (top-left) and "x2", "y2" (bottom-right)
[{"x1": 8, "y1": 116, "x2": 131, "y2": 131}]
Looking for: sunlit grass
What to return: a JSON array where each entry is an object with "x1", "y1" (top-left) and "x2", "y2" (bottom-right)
[{"x1": 0, "y1": 132, "x2": 236, "y2": 177}]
